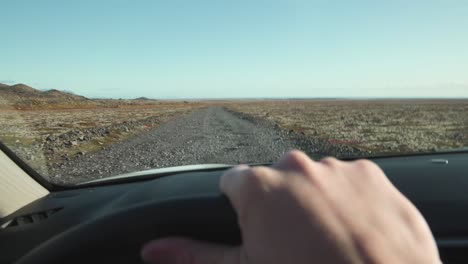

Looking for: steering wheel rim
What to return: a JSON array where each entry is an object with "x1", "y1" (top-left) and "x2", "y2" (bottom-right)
[{"x1": 15, "y1": 194, "x2": 241, "y2": 264}]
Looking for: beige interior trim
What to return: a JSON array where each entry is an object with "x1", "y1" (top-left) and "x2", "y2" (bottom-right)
[{"x1": 0, "y1": 149, "x2": 49, "y2": 218}]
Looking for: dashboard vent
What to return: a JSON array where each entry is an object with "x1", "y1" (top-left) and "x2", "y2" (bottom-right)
[{"x1": 1, "y1": 208, "x2": 62, "y2": 229}]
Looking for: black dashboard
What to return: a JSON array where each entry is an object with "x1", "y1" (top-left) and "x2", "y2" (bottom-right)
[{"x1": 1, "y1": 152, "x2": 468, "y2": 263}]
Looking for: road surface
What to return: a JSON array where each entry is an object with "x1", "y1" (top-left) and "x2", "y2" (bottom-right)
[{"x1": 51, "y1": 107, "x2": 306, "y2": 183}]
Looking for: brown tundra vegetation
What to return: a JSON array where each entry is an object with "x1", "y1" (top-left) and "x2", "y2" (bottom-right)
[
  {"x1": 227, "y1": 99, "x2": 468, "y2": 155},
  {"x1": 1, "y1": 82, "x2": 467, "y2": 178}
]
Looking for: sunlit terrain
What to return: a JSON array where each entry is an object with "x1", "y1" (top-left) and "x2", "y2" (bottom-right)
[{"x1": 1, "y1": 84, "x2": 467, "y2": 183}]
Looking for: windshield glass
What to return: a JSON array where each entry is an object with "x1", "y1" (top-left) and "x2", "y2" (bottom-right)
[{"x1": 1, "y1": 1, "x2": 467, "y2": 186}]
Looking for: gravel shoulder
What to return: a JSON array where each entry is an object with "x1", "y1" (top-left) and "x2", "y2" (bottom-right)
[{"x1": 49, "y1": 107, "x2": 364, "y2": 184}]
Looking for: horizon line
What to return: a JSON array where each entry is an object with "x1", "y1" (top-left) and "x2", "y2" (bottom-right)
[{"x1": 90, "y1": 96, "x2": 468, "y2": 100}]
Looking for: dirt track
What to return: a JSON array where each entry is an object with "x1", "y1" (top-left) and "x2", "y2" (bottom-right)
[{"x1": 49, "y1": 107, "x2": 362, "y2": 184}]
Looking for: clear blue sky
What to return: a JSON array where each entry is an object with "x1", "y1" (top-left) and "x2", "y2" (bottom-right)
[{"x1": 1, "y1": 0, "x2": 467, "y2": 99}]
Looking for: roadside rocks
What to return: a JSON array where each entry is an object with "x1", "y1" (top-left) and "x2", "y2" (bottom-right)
[{"x1": 42, "y1": 116, "x2": 161, "y2": 157}]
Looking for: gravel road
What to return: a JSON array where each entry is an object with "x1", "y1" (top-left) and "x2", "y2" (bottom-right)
[{"x1": 49, "y1": 107, "x2": 363, "y2": 184}]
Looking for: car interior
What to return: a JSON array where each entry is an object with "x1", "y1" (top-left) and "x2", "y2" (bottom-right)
[
  {"x1": 2, "y1": 1, "x2": 468, "y2": 263},
  {"x1": 1, "y1": 142, "x2": 468, "y2": 264}
]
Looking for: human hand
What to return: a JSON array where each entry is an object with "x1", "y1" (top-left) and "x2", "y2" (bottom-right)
[{"x1": 141, "y1": 150, "x2": 440, "y2": 264}]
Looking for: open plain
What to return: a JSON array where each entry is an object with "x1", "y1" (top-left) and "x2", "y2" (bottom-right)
[
  {"x1": 1, "y1": 84, "x2": 467, "y2": 184},
  {"x1": 227, "y1": 99, "x2": 468, "y2": 154}
]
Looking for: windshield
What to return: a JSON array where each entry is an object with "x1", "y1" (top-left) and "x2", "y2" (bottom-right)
[{"x1": 1, "y1": 1, "x2": 467, "y2": 186}]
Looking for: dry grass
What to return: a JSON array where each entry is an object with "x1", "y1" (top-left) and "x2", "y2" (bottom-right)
[
  {"x1": 0, "y1": 102, "x2": 209, "y2": 174},
  {"x1": 0, "y1": 102, "x2": 205, "y2": 141},
  {"x1": 227, "y1": 99, "x2": 468, "y2": 154},
  {"x1": 1, "y1": 99, "x2": 467, "y2": 177}
]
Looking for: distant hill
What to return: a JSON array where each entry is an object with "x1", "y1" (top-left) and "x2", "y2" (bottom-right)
[
  {"x1": 0, "y1": 83, "x2": 160, "y2": 109},
  {"x1": 134, "y1": 96, "x2": 155, "y2": 101},
  {"x1": 8, "y1": 83, "x2": 40, "y2": 95},
  {"x1": 43, "y1": 89, "x2": 88, "y2": 100},
  {"x1": 0, "y1": 83, "x2": 90, "y2": 109},
  {"x1": 0, "y1": 83, "x2": 11, "y2": 88}
]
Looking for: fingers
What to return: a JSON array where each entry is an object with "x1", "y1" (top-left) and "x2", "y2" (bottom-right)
[
  {"x1": 220, "y1": 151, "x2": 313, "y2": 213},
  {"x1": 141, "y1": 238, "x2": 242, "y2": 264},
  {"x1": 219, "y1": 165, "x2": 250, "y2": 213},
  {"x1": 272, "y1": 150, "x2": 315, "y2": 174},
  {"x1": 220, "y1": 164, "x2": 285, "y2": 219}
]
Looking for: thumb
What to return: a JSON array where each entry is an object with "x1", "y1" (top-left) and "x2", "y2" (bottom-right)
[{"x1": 141, "y1": 237, "x2": 243, "y2": 264}]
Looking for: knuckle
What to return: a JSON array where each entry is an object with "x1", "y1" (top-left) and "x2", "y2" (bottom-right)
[
  {"x1": 320, "y1": 156, "x2": 340, "y2": 166},
  {"x1": 286, "y1": 150, "x2": 309, "y2": 162},
  {"x1": 284, "y1": 150, "x2": 313, "y2": 172},
  {"x1": 352, "y1": 159, "x2": 384, "y2": 178},
  {"x1": 353, "y1": 159, "x2": 378, "y2": 170},
  {"x1": 248, "y1": 167, "x2": 270, "y2": 181},
  {"x1": 243, "y1": 167, "x2": 277, "y2": 193}
]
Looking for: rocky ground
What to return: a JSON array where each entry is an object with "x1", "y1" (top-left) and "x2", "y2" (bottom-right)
[
  {"x1": 45, "y1": 107, "x2": 365, "y2": 185},
  {"x1": 227, "y1": 100, "x2": 468, "y2": 154},
  {"x1": 1, "y1": 99, "x2": 467, "y2": 186},
  {"x1": 0, "y1": 103, "x2": 205, "y2": 176}
]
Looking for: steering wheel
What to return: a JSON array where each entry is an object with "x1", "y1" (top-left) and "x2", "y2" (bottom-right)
[{"x1": 15, "y1": 172, "x2": 242, "y2": 264}]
